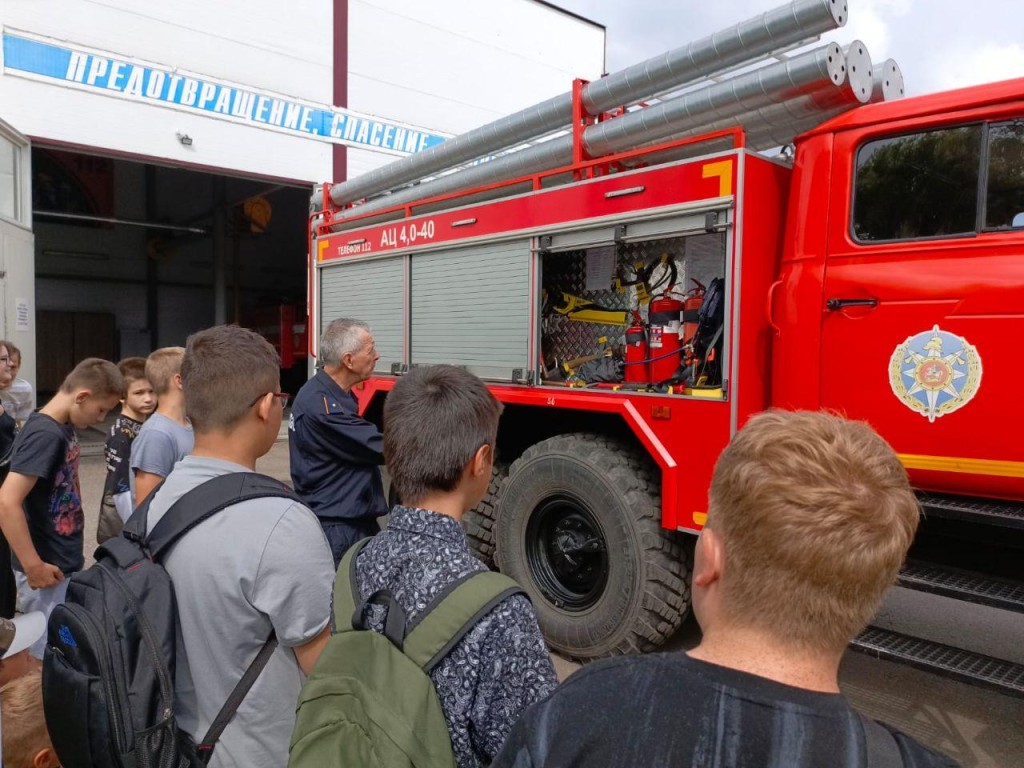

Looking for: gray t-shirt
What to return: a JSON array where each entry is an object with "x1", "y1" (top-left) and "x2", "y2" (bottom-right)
[
  {"x1": 129, "y1": 413, "x2": 194, "y2": 502},
  {"x1": 146, "y1": 456, "x2": 333, "y2": 768}
]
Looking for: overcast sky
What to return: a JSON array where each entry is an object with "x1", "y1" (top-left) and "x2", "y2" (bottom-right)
[{"x1": 554, "y1": 0, "x2": 1024, "y2": 98}]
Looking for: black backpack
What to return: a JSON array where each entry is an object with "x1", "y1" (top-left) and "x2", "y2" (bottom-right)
[{"x1": 43, "y1": 472, "x2": 299, "y2": 768}]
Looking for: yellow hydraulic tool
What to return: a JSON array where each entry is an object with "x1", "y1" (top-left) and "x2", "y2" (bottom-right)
[{"x1": 550, "y1": 292, "x2": 628, "y2": 326}]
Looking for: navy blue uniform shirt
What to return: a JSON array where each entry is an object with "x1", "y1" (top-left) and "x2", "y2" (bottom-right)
[{"x1": 288, "y1": 370, "x2": 387, "y2": 522}]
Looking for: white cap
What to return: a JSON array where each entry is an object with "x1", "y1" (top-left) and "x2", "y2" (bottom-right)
[{"x1": 0, "y1": 612, "x2": 46, "y2": 659}]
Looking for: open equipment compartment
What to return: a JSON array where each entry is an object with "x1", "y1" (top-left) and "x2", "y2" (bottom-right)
[{"x1": 537, "y1": 224, "x2": 727, "y2": 397}]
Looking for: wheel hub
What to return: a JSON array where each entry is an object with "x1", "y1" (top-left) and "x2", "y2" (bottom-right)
[{"x1": 526, "y1": 496, "x2": 609, "y2": 611}]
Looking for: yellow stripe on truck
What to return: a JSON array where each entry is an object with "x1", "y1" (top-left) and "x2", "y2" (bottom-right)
[{"x1": 898, "y1": 454, "x2": 1024, "y2": 479}]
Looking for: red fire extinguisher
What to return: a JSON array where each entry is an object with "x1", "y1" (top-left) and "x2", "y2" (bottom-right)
[
  {"x1": 682, "y1": 280, "x2": 706, "y2": 366},
  {"x1": 624, "y1": 312, "x2": 649, "y2": 383},
  {"x1": 682, "y1": 280, "x2": 706, "y2": 345},
  {"x1": 648, "y1": 294, "x2": 684, "y2": 383}
]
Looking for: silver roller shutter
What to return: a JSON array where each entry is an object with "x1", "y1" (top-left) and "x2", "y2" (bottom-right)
[
  {"x1": 319, "y1": 256, "x2": 405, "y2": 373},
  {"x1": 410, "y1": 240, "x2": 532, "y2": 380}
]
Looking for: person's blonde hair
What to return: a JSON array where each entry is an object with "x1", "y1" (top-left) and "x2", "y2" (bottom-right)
[
  {"x1": 707, "y1": 410, "x2": 919, "y2": 652},
  {"x1": 60, "y1": 357, "x2": 123, "y2": 398},
  {"x1": 145, "y1": 347, "x2": 186, "y2": 396},
  {"x1": 1, "y1": 671, "x2": 53, "y2": 768}
]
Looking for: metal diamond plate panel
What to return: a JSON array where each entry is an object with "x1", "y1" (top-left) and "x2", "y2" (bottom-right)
[{"x1": 542, "y1": 233, "x2": 723, "y2": 365}]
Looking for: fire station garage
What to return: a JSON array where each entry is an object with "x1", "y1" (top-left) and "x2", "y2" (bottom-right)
[{"x1": 0, "y1": 0, "x2": 605, "y2": 398}]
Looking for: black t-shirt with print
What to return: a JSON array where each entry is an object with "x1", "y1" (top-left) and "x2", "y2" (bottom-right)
[
  {"x1": 10, "y1": 412, "x2": 84, "y2": 573},
  {"x1": 103, "y1": 413, "x2": 143, "y2": 500},
  {"x1": 493, "y1": 653, "x2": 961, "y2": 768}
]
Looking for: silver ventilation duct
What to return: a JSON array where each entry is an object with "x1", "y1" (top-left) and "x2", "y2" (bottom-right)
[
  {"x1": 331, "y1": 43, "x2": 846, "y2": 222},
  {"x1": 872, "y1": 59, "x2": 905, "y2": 101},
  {"x1": 327, "y1": 0, "x2": 847, "y2": 207},
  {"x1": 583, "y1": 42, "x2": 847, "y2": 156}
]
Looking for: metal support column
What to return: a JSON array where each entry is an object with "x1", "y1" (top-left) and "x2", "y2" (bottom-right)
[
  {"x1": 213, "y1": 177, "x2": 227, "y2": 325},
  {"x1": 145, "y1": 166, "x2": 159, "y2": 350}
]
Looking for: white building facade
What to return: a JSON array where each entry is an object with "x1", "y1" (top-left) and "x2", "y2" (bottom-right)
[{"x1": 0, "y1": 0, "x2": 604, "y2": 395}]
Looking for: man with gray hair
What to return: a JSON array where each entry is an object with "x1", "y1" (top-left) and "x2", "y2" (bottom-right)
[{"x1": 289, "y1": 318, "x2": 387, "y2": 565}]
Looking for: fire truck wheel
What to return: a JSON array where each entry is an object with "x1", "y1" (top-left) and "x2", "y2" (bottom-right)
[
  {"x1": 462, "y1": 462, "x2": 509, "y2": 569},
  {"x1": 494, "y1": 433, "x2": 690, "y2": 659}
]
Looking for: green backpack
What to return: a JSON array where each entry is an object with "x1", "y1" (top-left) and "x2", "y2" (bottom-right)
[{"x1": 289, "y1": 539, "x2": 525, "y2": 768}]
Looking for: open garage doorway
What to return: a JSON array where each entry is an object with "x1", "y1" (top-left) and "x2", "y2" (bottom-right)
[{"x1": 31, "y1": 147, "x2": 311, "y2": 398}]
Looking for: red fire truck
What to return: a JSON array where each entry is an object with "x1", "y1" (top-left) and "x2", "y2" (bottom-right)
[{"x1": 307, "y1": 5, "x2": 1024, "y2": 695}]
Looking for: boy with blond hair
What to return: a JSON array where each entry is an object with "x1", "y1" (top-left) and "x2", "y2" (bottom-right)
[
  {"x1": 2, "y1": 671, "x2": 59, "y2": 768},
  {"x1": 495, "y1": 411, "x2": 959, "y2": 768},
  {"x1": 0, "y1": 359, "x2": 122, "y2": 658},
  {"x1": 130, "y1": 346, "x2": 193, "y2": 508},
  {"x1": 97, "y1": 357, "x2": 157, "y2": 543}
]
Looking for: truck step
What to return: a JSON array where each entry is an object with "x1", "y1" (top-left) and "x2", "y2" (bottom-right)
[
  {"x1": 898, "y1": 561, "x2": 1024, "y2": 613},
  {"x1": 917, "y1": 492, "x2": 1024, "y2": 530},
  {"x1": 850, "y1": 627, "x2": 1024, "y2": 698}
]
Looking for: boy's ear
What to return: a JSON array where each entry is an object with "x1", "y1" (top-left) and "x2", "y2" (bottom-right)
[
  {"x1": 693, "y1": 527, "x2": 725, "y2": 589},
  {"x1": 34, "y1": 746, "x2": 61, "y2": 768},
  {"x1": 471, "y1": 443, "x2": 492, "y2": 478},
  {"x1": 173, "y1": 373, "x2": 184, "y2": 391},
  {"x1": 74, "y1": 388, "x2": 94, "y2": 405},
  {"x1": 255, "y1": 392, "x2": 273, "y2": 423}
]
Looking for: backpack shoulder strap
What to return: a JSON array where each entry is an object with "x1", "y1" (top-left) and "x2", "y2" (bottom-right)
[
  {"x1": 403, "y1": 570, "x2": 525, "y2": 673},
  {"x1": 333, "y1": 538, "x2": 374, "y2": 632},
  {"x1": 120, "y1": 478, "x2": 166, "y2": 544},
  {"x1": 861, "y1": 714, "x2": 906, "y2": 768},
  {"x1": 146, "y1": 472, "x2": 301, "y2": 560}
]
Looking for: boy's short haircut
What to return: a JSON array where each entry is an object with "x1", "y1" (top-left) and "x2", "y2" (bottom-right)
[
  {"x1": 117, "y1": 356, "x2": 149, "y2": 389},
  {"x1": 1, "y1": 670, "x2": 51, "y2": 768},
  {"x1": 181, "y1": 324, "x2": 280, "y2": 433},
  {"x1": 384, "y1": 365, "x2": 503, "y2": 504},
  {"x1": 707, "y1": 410, "x2": 919, "y2": 653},
  {"x1": 60, "y1": 357, "x2": 123, "y2": 399},
  {"x1": 145, "y1": 347, "x2": 186, "y2": 396}
]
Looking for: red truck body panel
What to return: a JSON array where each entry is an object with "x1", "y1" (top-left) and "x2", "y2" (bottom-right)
[{"x1": 318, "y1": 76, "x2": 1024, "y2": 533}]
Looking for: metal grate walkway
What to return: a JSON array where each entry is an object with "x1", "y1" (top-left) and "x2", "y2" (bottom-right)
[
  {"x1": 917, "y1": 492, "x2": 1024, "y2": 530},
  {"x1": 851, "y1": 627, "x2": 1024, "y2": 698},
  {"x1": 898, "y1": 561, "x2": 1024, "y2": 614}
]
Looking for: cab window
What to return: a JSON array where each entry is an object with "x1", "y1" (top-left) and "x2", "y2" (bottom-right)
[
  {"x1": 852, "y1": 125, "x2": 982, "y2": 242},
  {"x1": 852, "y1": 120, "x2": 1024, "y2": 242},
  {"x1": 984, "y1": 120, "x2": 1024, "y2": 229}
]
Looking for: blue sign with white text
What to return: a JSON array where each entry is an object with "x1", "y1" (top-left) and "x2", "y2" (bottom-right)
[{"x1": 2, "y1": 33, "x2": 448, "y2": 155}]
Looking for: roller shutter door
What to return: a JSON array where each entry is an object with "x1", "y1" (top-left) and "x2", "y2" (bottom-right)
[
  {"x1": 319, "y1": 256, "x2": 404, "y2": 372},
  {"x1": 410, "y1": 240, "x2": 531, "y2": 380}
]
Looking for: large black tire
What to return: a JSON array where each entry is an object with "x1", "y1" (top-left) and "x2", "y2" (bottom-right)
[
  {"x1": 495, "y1": 434, "x2": 690, "y2": 659},
  {"x1": 462, "y1": 462, "x2": 509, "y2": 568}
]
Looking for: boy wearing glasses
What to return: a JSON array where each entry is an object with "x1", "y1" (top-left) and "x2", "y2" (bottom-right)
[
  {"x1": 143, "y1": 325, "x2": 333, "y2": 768},
  {"x1": 130, "y1": 347, "x2": 194, "y2": 508}
]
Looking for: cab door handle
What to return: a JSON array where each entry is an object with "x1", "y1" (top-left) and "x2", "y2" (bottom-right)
[{"x1": 826, "y1": 297, "x2": 878, "y2": 311}]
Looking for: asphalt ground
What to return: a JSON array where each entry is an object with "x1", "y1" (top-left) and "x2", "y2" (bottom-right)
[{"x1": 74, "y1": 429, "x2": 1024, "y2": 768}]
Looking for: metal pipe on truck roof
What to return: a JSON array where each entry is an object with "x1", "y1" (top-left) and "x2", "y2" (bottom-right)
[
  {"x1": 581, "y1": 0, "x2": 847, "y2": 113},
  {"x1": 872, "y1": 59, "x2": 905, "y2": 101},
  {"x1": 327, "y1": 0, "x2": 846, "y2": 207},
  {"x1": 622, "y1": 53, "x2": 901, "y2": 167},
  {"x1": 333, "y1": 43, "x2": 847, "y2": 222},
  {"x1": 631, "y1": 81, "x2": 866, "y2": 157},
  {"x1": 583, "y1": 42, "x2": 846, "y2": 156}
]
